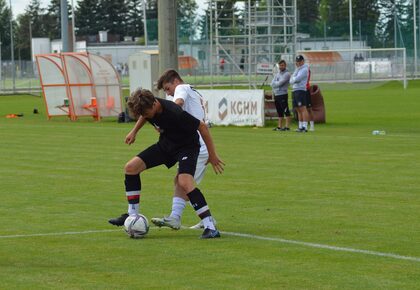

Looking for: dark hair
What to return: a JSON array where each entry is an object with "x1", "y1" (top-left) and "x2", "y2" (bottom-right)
[
  {"x1": 295, "y1": 55, "x2": 304, "y2": 62},
  {"x1": 127, "y1": 88, "x2": 156, "y2": 119},
  {"x1": 279, "y1": 60, "x2": 286, "y2": 65},
  {"x1": 157, "y1": 69, "x2": 183, "y2": 90}
]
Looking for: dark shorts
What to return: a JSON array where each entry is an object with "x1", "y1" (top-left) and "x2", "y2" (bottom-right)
[
  {"x1": 305, "y1": 90, "x2": 312, "y2": 108},
  {"x1": 138, "y1": 143, "x2": 199, "y2": 177},
  {"x1": 274, "y1": 94, "x2": 291, "y2": 117},
  {"x1": 292, "y1": 90, "x2": 307, "y2": 107}
]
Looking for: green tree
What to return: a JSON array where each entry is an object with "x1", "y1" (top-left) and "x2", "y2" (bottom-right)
[
  {"x1": 15, "y1": 14, "x2": 31, "y2": 60},
  {"x1": 97, "y1": 0, "x2": 128, "y2": 38},
  {"x1": 352, "y1": 0, "x2": 380, "y2": 47},
  {"x1": 0, "y1": 0, "x2": 14, "y2": 59},
  {"x1": 15, "y1": 0, "x2": 48, "y2": 60},
  {"x1": 377, "y1": 0, "x2": 413, "y2": 50},
  {"x1": 44, "y1": 0, "x2": 67, "y2": 40},
  {"x1": 75, "y1": 0, "x2": 101, "y2": 37},
  {"x1": 144, "y1": 0, "x2": 157, "y2": 42},
  {"x1": 320, "y1": 0, "x2": 349, "y2": 37},
  {"x1": 297, "y1": 0, "x2": 321, "y2": 37},
  {"x1": 196, "y1": 9, "x2": 210, "y2": 41},
  {"x1": 125, "y1": 0, "x2": 145, "y2": 38},
  {"x1": 199, "y1": 0, "x2": 240, "y2": 38},
  {"x1": 177, "y1": 0, "x2": 198, "y2": 42}
]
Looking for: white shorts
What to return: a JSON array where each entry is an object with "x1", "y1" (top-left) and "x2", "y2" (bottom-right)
[{"x1": 194, "y1": 149, "x2": 208, "y2": 184}]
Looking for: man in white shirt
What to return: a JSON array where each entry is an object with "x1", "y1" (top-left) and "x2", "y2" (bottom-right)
[{"x1": 151, "y1": 69, "x2": 218, "y2": 230}]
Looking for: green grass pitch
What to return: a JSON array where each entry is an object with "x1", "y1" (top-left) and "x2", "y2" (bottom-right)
[{"x1": 0, "y1": 81, "x2": 419, "y2": 289}]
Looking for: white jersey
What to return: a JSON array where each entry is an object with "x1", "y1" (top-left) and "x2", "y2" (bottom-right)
[
  {"x1": 172, "y1": 84, "x2": 205, "y2": 121},
  {"x1": 170, "y1": 84, "x2": 208, "y2": 155}
]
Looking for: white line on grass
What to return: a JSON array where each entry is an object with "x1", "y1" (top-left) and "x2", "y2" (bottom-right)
[
  {"x1": 0, "y1": 228, "x2": 419, "y2": 263},
  {"x1": 0, "y1": 229, "x2": 121, "y2": 238},
  {"x1": 219, "y1": 230, "x2": 420, "y2": 263}
]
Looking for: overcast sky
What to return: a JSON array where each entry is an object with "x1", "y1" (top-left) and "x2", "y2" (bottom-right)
[{"x1": 12, "y1": 0, "x2": 208, "y2": 18}]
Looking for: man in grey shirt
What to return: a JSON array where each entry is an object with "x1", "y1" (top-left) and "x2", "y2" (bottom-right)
[
  {"x1": 290, "y1": 55, "x2": 309, "y2": 132},
  {"x1": 271, "y1": 60, "x2": 291, "y2": 131}
]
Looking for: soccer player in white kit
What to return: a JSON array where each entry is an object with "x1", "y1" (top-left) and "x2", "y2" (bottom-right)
[{"x1": 151, "y1": 69, "x2": 218, "y2": 229}]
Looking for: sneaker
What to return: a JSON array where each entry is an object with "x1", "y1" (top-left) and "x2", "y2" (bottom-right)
[
  {"x1": 272, "y1": 127, "x2": 282, "y2": 131},
  {"x1": 309, "y1": 126, "x2": 315, "y2": 132},
  {"x1": 189, "y1": 218, "x2": 217, "y2": 229},
  {"x1": 295, "y1": 127, "x2": 307, "y2": 133},
  {"x1": 281, "y1": 127, "x2": 290, "y2": 131},
  {"x1": 200, "y1": 228, "x2": 221, "y2": 239},
  {"x1": 151, "y1": 216, "x2": 181, "y2": 230},
  {"x1": 108, "y1": 213, "x2": 129, "y2": 226}
]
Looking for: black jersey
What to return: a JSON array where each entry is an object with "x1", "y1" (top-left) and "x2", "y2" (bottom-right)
[{"x1": 148, "y1": 98, "x2": 200, "y2": 152}]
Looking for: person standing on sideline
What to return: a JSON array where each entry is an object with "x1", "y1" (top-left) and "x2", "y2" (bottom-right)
[
  {"x1": 108, "y1": 89, "x2": 224, "y2": 239},
  {"x1": 306, "y1": 66, "x2": 315, "y2": 131},
  {"x1": 219, "y1": 58, "x2": 225, "y2": 73},
  {"x1": 271, "y1": 60, "x2": 291, "y2": 131},
  {"x1": 151, "y1": 69, "x2": 214, "y2": 230},
  {"x1": 290, "y1": 55, "x2": 309, "y2": 132}
]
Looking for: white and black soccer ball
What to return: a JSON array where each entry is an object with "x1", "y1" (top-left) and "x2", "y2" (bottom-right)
[{"x1": 124, "y1": 214, "x2": 149, "y2": 238}]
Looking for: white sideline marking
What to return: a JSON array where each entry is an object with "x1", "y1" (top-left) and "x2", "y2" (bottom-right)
[
  {"x1": 220, "y1": 230, "x2": 420, "y2": 263},
  {"x1": 0, "y1": 229, "x2": 121, "y2": 238},
  {"x1": 1, "y1": 228, "x2": 419, "y2": 263}
]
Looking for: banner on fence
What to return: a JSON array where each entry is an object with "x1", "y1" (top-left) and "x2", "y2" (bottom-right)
[{"x1": 198, "y1": 90, "x2": 265, "y2": 127}]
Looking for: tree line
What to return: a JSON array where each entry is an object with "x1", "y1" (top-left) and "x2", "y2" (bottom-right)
[
  {"x1": 0, "y1": 0, "x2": 197, "y2": 60},
  {"x1": 0, "y1": 0, "x2": 418, "y2": 61}
]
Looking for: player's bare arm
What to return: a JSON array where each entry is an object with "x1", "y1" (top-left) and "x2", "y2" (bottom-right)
[
  {"x1": 174, "y1": 98, "x2": 185, "y2": 107},
  {"x1": 125, "y1": 116, "x2": 147, "y2": 145},
  {"x1": 198, "y1": 121, "x2": 225, "y2": 174}
]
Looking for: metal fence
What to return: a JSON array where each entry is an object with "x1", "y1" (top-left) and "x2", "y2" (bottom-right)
[
  {"x1": 1, "y1": 52, "x2": 419, "y2": 95},
  {"x1": 0, "y1": 61, "x2": 40, "y2": 94}
]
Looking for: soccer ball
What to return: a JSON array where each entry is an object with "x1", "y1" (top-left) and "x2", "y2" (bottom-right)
[{"x1": 124, "y1": 214, "x2": 149, "y2": 238}]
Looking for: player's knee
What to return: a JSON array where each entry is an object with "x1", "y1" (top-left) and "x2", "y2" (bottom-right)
[
  {"x1": 124, "y1": 162, "x2": 136, "y2": 174},
  {"x1": 124, "y1": 158, "x2": 145, "y2": 175},
  {"x1": 177, "y1": 174, "x2": 195, "y2": 193}
]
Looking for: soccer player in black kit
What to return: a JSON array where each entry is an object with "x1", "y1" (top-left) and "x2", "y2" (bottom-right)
[{"x1": 109, "y1": 88, "x2": 224, "y2": 239}]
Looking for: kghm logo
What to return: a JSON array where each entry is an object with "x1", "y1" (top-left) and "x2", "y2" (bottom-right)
[{"x1": 218, "y1": 98, "x2": 228, "y2": 120}]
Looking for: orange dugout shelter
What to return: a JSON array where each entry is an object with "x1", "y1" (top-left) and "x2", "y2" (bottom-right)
[{"x1": 35, "y1": 52, "x2": 123, "y2": 121}]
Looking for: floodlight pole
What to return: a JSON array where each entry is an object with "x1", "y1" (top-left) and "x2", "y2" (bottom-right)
[
  {"x1": 143, "y1": 0, "x2": 148, "y2": 46},
  {"x1": 71, "y1": 0, "x2": 76, "y2": 51},
  {"x1": 61, "y1": 0, "x2": 69, "y2": 52},
  {"x1": 394, "y1": 4, "x2": 397, "y2": 48},
  {"x1": 158, "y1": 0, "x2": 178, "y2": 97},
  {"x1": 9, "y1": 0, "x2": 15, "y2": 92},
  {"x1": 0, "y1": 32, "x2": 2, "y2": 85},
  {"x1": 414, "y1": 0, "x2": 418, "y2": 77},
  {"x1": 349, "y1": 0, "x2": 353, "y2": 80},
  {"x1": 29, "y1": 21, "x2": 32, "y2": 61}
]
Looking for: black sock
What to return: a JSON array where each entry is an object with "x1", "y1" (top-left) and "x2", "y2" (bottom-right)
[
  {"x1": 187, "y1": 188, "x2": 211, "y2": 219},
  {"x1": 125, "y1": 174, "x2": 141, "y2": 205}
]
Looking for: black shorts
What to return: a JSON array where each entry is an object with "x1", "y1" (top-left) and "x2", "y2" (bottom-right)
[
  {"x1": 274, "y1": 94, "x2": 291, "y2": 117},
  {"x1": 292, "y1": 90, "x2": 307, "y2": 107},
  {"x1": 305, "y1": 90, "x2": 312, "y2": 108},
  {"x1": 138, "y1": 143, "x2": 199, "y2": 177}
]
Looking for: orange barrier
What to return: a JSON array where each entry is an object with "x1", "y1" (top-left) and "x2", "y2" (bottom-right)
[
  {"x1": 301, "y1": 51, "x2": 343, "y2": 65},
  {"x1": 178, "y1": 56, "x2": 198, "y2": 70}
]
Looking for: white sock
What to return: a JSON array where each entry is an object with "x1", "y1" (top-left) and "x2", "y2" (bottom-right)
[
  {"x1": 299, "y1": 121, "x2": 302, "y2": 128},
  {"x1": 202, "y1": 216, "x2": 216, "y2": 230},
  {"x1": 303, "y1": 121, "x2": 308, "y2": 129},
  {"x1": 170, "y1": 197, "x2": 186, "y2": 220},
  {"x1": 310, "y1": 121, "x2": 314, "y2": 128},
  {"x1": 128, "y1": 203, "x2": 139, "y2": 216}
]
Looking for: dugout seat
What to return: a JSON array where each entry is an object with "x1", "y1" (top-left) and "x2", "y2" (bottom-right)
[
  {"x1": 106, "y1": 96, "x2": 120, "y2": 115},
  {"x1": 82, "y1": 97, "x2": 100, "y2": 120}
]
